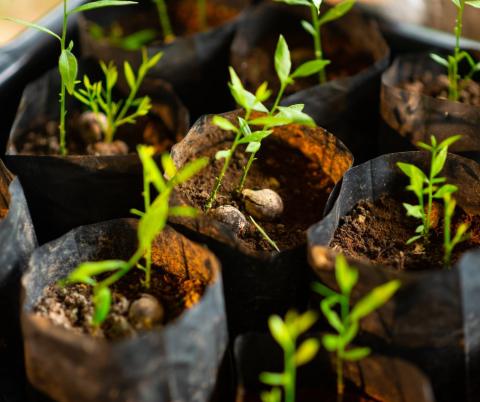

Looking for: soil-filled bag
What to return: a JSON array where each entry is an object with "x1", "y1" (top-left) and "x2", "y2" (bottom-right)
[
  {"x1": 79, "y1": 0, "x2": 250, "y2": 120},
  {"x1": 230, "y1": 2, "x2": 390, "y2": 163},
  {"x1": 307, "y1": 151, "x2": 480, "y2": 402},
  {"x1": 380, "y1": 52, "x2": 480, "y2": 162},
  {"x1": 5, "y1": 61, "x2": 188, "y2": 244},
  {"x1": 0, "y1": 161, "x2": 37, "y2": 402},
  {"x1": 22, "y1": 218, "x2": 226, "y2": 402},
  {"x1": 169, "y1": 110, "x2": 353, "y2": 337},
  {"x1": 234, "y1": 333, "x2": 436, "y2": 402}
]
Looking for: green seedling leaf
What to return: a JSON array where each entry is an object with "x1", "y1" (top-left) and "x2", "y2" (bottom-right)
[
  {"x1": 430, "y1": 53, "x2": 449, "y2": 68},
  {"x1": 451, "y1": 0, "x2": 461, "y2": 7},
  {"x1": 335, "y1": 253, "x2": 358, "y2": 294},
  {"x1": 269, "y1": 315, "x2": 292, "y2": 349},
  {"x1": 432, "y1": 146, "x2": 448, "y2": 176},
  {"x1": 138, "y1": 145, "x2": 166, "y2": 191},
  {"x1": 161, "y1": 153, "x2": 177, "y2": 178},
  {"x1": 318, "y1": 0, "x2": 356, "y2": 26},
  {"x1": 350, "y1": 280, "x2": 401, "y2": 322},
  {"x1": 403, "y1": 203, "x2": 423, "y2": 219},
  {"x1": 124, "y1": 61, "x2": 136, "y2": 90},
  {"x1": 3, "y1": 17, "x2": 61, "y2": 41},
  {"x1": 212, "y1": 115, "x2": 238, "y2": 132},
  {"x1": 397, "y1": 162, "x2": 426, "y2": 196},
  {"x1": 169, "y1": 206, "x2": 198, "y2": 218},
  {"x1": 261, "y1": 388, "x2": 282, "y2": 402},
  {"x1": 238, "y1": 130, "x2": 273, "y2": 144},
  {"x1": 295, "y1": 339, "x2": 320, "y2": 366},
  {"x1": 295, "y1": 310, "x2": 318, "y2": 334},
  {"x1": 93, "y1": 287, "x2": 112, "y2": 325},
  {"x1": 277, "y1": 105, "x2": 316, "y2": 126},
  {"x1": 342, "y1": 347, "x2": 370, "y2": 361},
  {"x1": 439, "y1": 134, "x2": 462, "y2": 149},
  {"x1": 69, "y1": 0, "x2": 137, "y2": 16},
  {"x1": 174, "y1": 157, "x2": 209, "y2": 184},
  {"x1": 291, "y1": 59, "x2": 331, "y2": 79},
  {"x1": 321, "y1": 295, "x2": 344, "y2": 333},
  {"x1": 249, "y1": 115, "x2": 292, "y2": 127},
  {"x1": 249, "y1": 216, "x2": 280, "y2": 251},
  {"x1": 59, "y1": 48, "x2": 78, "y2": 95},
  {"x1": 301, "y1": 19, "x2": 316, "y2": 36},
  {"x1": 466, "y1": 0, "x2": 480, "y2": 7},
  {"x1": 121, "y1": 29, "x2": 157, "y2": 50},
  {"x1": 255, "y1": 81, "x2": 272, "y2": 102},
  {"x1": 312, "y1": 282, "x2": 337, "y2": 298},
  {"x1": 64, "y1": 260, "x2": 126, "y2": 286},
  {"x1": 434, "y1": 184, "x2": 458, "y2": 198},
  {"x1": 259, "y1": 372, "x2": 286, "y2": 386},
  {"x1": 275, "y1": 35, "x2": 292, "y2": 85},
  {"x1": 215, "y1": 150, "x2": 231, "y2": 160},
  {"x1": 322, "y1": 334, "x2": 339, "y2": 351}
]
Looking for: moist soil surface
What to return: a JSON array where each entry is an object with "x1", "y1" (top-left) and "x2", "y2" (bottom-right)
[
  {"x1": 400, "y1": 72, "x2": 480, "y2": 106},
  {"x1": 180, "y1": 134, "x2": 335, "y2": 253},
  {"x1": 331, "y1": 194, "x2": 480, "y2": 271},
  {"x1": 16, "y1": 110, "x2": 175, "y2": 156},
  {"x1": 34, "y1": 265, "x2": 206, "y2": 340},
  {"x1": 234, "y1": 28, "x2": 374, "y2": 95},
  {"x1": 96, "y1": 0, "x2": 241, "y2": 45}
]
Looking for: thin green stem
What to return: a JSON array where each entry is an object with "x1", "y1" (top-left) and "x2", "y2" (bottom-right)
[
  {"x1": 285, "y1": 346, "x2": 296, "y2": 402},
  {"x1": 450, "y1": 1, "x2": 464, "y2": 101},
  {"x1": 424, "y1": 148, "x2": 436, "y2": 238},
  {"x1": 198, "y1": 0, "x2": 207, "y2": 31},
  {"x1": 59, "y1": 0, "x2": 68, "y2": 156},
  {"x1": 98, "y1": 247, "x2": 144, "y2": 289},
  {"x1": 310, "y1": 4, "x2": 326, "y2": 84},
  {"x1": 143, "y1": 165, "x2": 152, "y2": 288},
  {"x1": 237, "y1": 151, "x2": 256, "y2": 193},
  {"x1": 154, "y1": 0, "x2": 175, "y2": 42},
  {"x1": 205, "y1": 132, "x2": 241, "y2": 211},
  {"x1": 271, "y1": 82, "x2": 286, "y2": 114},
  {"x1": 443, "y1": 196, "x2": 453, "y2": 267}
]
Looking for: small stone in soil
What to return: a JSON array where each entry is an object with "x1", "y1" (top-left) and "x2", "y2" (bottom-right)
[
  {"x1": 210, "y1": 205, "x2": 250, "y2": 236},
  {"x1": 78, "y1": 111, "x2": 107, "y2": 144},
  {"x1": 242, "y1": 188, "x2": 284, "y2": 221},
  {"x1": 86, "y1": 140, "x2": 129, "y2": 156},
  {"x1": 128, "y1": 294, "x2": 164, "y2": 331}
]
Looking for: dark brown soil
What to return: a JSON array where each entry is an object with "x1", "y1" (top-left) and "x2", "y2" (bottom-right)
[
  {"x1": 98, "y1": 0, "x2": 242, "y2": 45},
  {"x1": 16, "y1": 110, "x2": 175, "y2": 156},
  {"x1": 234, "y1": 27, "x2": 374, "y2": 95},
  {"x1": 400, "y1": 72, "x2": 480, "y2": 106},
  {"x1": 331, "y1": 194, "x2": 480, "y2": 271},
  {"x1": 34, "y1": 264, "x2": 205, "y2": 340},
  {"x1": 180, "y1": 129, "x2": 336, "y2": 252}
]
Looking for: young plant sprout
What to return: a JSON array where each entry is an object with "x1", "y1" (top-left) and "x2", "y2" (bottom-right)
[
  {"x1": 274, "y1": 0, "x2": 356, "y2": 84},
  {"x1": 430, "y1": 0, "x2": 480, "y2": 101},
  {"x1": 205, "y1": 35, "x2": 326, "y2": 210},
  {"x1": 397, "y1": 135, "x2": 461, "y2": 244},
  {"x1": 74, "y1": 49, "x2": 162, "y2": 143},
  {"x1": 260, "y1": 310, "x2": 319, "y2": 402},
  {"x1": 443, "y1": 192, "x2": 470, "y2": 267},
  {"x1": 61, "y1": 145, "x2": 208, "y2": 325},
  {"x1": 89, "y1": 22, "x2": 156, "y2": 50},
  {"x1": 249, "y1": 216, "x2": 281, "y2": 252},
  {"x1": 4, "y1": 0, "x2": 137, "y2": 155},
  {"x1": 313, "y1": 254, "x2": 400, "y2": 401}
]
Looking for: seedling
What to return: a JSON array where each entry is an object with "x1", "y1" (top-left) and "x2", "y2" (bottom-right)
[
  {"x1": 205, "y1": 35, "x2": 325, "y2": 210},
  {"x1": 4, "y1": 0, "x2": 137, "y2": 155},
  {"x1": 397, "y1": 135, "x2": 461, "y2": 244},
  {"x1": 62, "y1": 145, "x2": 208, "y2": 325},
  {"x1": 260, "y1": 310, "x2": 319, "y2": 402},
  {"x1": 274, "y1": 0, "x2": 356, "y2": 84},
  {"x1": 443, "y1": 192, "x2": 470, "y2": 267},
  {"x1": 74, "y1": 49, "x2": 162, "y2": 143},
  {"x1": 313, "y1": 254, "x2": 400, "y2": 401},
  {"x1": 89, "y1": 22, "x2": 156, "y2": 50},
  {"x1": 430, "y1": 0, "x2": 480, "y2": 101}
]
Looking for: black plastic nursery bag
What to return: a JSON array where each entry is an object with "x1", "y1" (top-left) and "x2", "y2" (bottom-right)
[
  {"x1": 307, "y1": 151, "x2": 480, "y2": 402},
  {"x1": 22, "y1": 218, "x2": 227, "y2": 402}
]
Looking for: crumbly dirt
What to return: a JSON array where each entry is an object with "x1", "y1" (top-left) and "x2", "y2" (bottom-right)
[
  {"x1": 331, "y1": 194, "x2": 480, "y2": 271},
  {"x1": 400, "y1": 72, "x2": 480, "y2": 106},
  {"x1": 180, "y1": 135, "x2": 335, "y2": 252},
  {"x1": 16, "y1": 111, "x2": 175, "y2": 156},
  {"x1": 34, "y1": 266, "x2": 205, "y2": 340},
  {"x1": 235, "y1": 27, "x2": 374, "y2": 95}
]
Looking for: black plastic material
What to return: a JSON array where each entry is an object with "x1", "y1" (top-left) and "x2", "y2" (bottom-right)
[
  {"x1": 380, "y1": 52, "x2": 480, "y2": 162},
  {"x1": 0, "y1": 161, "x2": 37, "y2": 402},
  {"x1": 22, "y1": 218, "x2": 227, "y2": 402},
  {"x1": 307, "y1": 151, "x2": 480, "y2": 402},
  {"x1": 78, "y1": 0, "x2": 249, "y2": 121},
  {"x1": 230, "y1": 2, "x2": 390, "y2": 163},
  {"x1": 234, "y1": 333, "x2": 436, "y2": 402},
  {"x1": 169, "y1": 110, "x2": 353, "y2": 337},
  {"x1": 5, "y1": 61, "x2": 188, "y2": 244}
]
